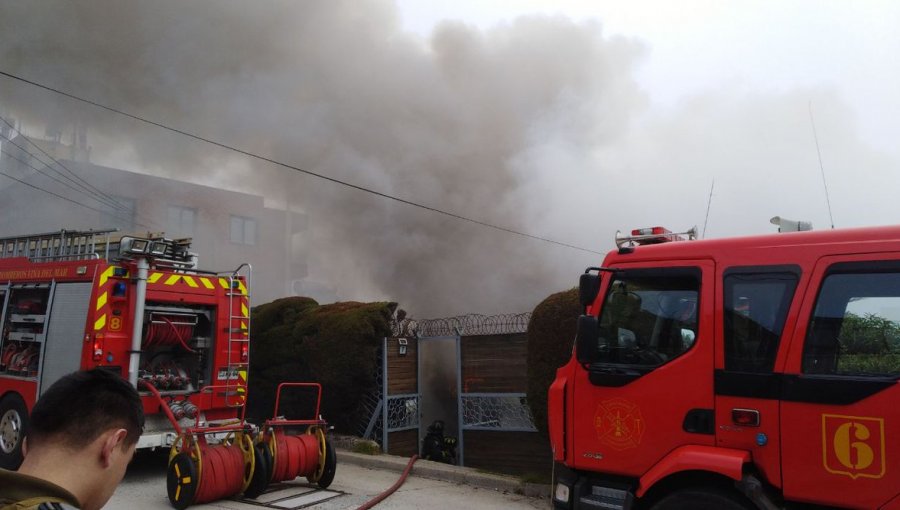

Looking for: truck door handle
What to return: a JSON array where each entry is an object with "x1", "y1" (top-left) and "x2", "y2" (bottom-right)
[{"x1": 732, "y1": 408, "x2": 760, "y2": 427}]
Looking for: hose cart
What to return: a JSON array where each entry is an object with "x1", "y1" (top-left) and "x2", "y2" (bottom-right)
[{"x1": 244, "y1": 382, "x2": 337, "y2": 498}]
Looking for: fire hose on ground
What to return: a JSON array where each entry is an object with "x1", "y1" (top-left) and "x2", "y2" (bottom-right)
[{"x1": 355, "y1": 455, "x2": 419, "y2": 510}]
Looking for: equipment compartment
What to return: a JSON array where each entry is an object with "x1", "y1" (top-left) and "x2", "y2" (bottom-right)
[{"x1": 0, "y1": 285, "x2": 51, "y2": 377}]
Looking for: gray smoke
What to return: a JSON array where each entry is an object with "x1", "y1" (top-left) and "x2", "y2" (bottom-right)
[
  {"x1": 1, "y1": 1, "x2": 891, "y2": 317},
  {"x1": 0, "y1": 0, "x2": 646, "y2": 316}
]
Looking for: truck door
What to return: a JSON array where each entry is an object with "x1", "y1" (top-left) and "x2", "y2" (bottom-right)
[
  {"x1": 714, "y1": 266, "x2": 801, "y2": 489},
  {"x1": 571, "y1": 261, "x2": 715, "y2": 477},
  {"x1": 781, "y1": 256, "x2": 900, "y2": 509}
]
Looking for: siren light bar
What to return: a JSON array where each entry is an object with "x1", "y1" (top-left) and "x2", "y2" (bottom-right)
[{"x1": 615, "y1": 226, "x2": 698, "y2": 248}]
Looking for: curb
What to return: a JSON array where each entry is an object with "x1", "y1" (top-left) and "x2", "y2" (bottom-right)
[{"x1": 335, "y1": 448, "x2": 550, "y2": 497}]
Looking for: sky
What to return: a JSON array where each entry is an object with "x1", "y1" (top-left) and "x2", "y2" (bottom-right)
[
  {"x1": 0, "y1": 1, "x2": 898, "y2": 317},
  {"x1": 398, "y1": 0, "x2": 900, "y2": 155}
]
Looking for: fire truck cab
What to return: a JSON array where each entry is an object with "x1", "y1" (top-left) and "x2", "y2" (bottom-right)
[
  {"x1": 0, "y1": 228, "x2": 250, "y2": 470},
  {"x1": 549, "y1": 225, "x2": 900, "y2": 510}
]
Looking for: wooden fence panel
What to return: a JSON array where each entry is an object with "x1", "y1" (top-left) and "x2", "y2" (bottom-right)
[
  {"x1": 387, "y1": 337, "x2": 417, "y2": 395},
  {"x1": 388, "y1": 429, "x2": 419, "y2": 457},
  {"x1": 461, "y1": 334, "x2": 528, "y2": 392}
]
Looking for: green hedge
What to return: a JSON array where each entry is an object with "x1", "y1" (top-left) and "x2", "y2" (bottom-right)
[
  {"x1": 248, "y1": 297, "x2": 395, "y2": 432},
  {"x1": 526, "y1": 288, "x2": 580, "y2": 435}
]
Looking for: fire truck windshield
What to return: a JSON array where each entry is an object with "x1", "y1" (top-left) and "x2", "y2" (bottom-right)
[{"x1": 590, "y1": 268, "x2": 700, "y2": 367}]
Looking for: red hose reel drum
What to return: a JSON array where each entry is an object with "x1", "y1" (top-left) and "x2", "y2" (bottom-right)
[
  {"x1": 268, "y1": 425, "x2": 326, "y2": 483},
  {"x1": 166, "y1": 431, "x2": 255, "y2": 510},
  {"x1": 243, "y1": 382, "x2": 338, "y2": 499}
]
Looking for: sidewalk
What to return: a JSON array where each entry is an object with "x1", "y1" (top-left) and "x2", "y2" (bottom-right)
[{"x1": 334, "y1": 448, "x2": 552, "y2": 500}]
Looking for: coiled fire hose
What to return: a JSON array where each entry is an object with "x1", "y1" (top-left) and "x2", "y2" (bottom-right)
[
  {"x1": 193, "y1": 437, "x2": 249, "y2": 503},
  {"x1": 144, "y1": 315, "x2": 196, "y2": 353},
  {"x1": 270, "y1": 431, "x2": 320, "y2": 482},
  {"x1": 356, "y1": 455, "x2": 419, "y2": 510}
]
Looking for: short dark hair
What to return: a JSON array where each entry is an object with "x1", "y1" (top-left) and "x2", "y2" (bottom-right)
[{"x1": 28, "y1": 369, "x2": 144, "y2": 450}]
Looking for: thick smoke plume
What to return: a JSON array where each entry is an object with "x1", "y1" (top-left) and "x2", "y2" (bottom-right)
[
  {"x1": 0, "y1": 0, "x2": 645, "y2": 316},
  {"x1": 1, "y1": 1, "x2": 891, "y2": 316}
]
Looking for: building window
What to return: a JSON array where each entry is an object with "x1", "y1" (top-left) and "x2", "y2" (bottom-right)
[
  {"x1": 230, "y1": 216, "x2": 257, "y2": 245},
  {"x1": 167, "y1": 205, "x2": 196, "y2": 239}
]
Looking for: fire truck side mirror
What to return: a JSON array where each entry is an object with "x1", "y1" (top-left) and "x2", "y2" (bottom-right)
[
  {"x1": 579, "y1": 273, "x2": 601, "y2": 308},
  {"x1": 575, "y1": 315, "x2": 599, "y2": 363}
]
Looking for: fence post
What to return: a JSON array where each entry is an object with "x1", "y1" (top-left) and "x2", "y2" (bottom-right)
[
  {"x1": 381, "y1": 336, "x2": 388, "y2": 453},
  {"x1": 456, "y1": 333, "x2": 464, "y2": 466}
]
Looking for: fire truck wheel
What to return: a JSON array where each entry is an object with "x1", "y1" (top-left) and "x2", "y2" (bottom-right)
[
  {"x1": 243, "y1": 444, "x2": 271, "y2": 499},
  {"x1": 315, "y1": 439, "x2": 337, "y2": 489},
  {"x1": 650, "y1": 488, "x2": 752, "y2": 510},
  {"x1": 0, "y1": 393, "x2": 28, "y2": 470},
  {"x1": 167, "y1": 452, "x2": 199, "y2": 510}
]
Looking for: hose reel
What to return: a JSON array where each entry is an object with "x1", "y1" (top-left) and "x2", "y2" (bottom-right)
[
  {"x1": 244, "y1": 383, "x2": 337, "y2": 499},
  {"x1": 153, "y1": 382, "x2": 336, "y2": 508},
  {"x1": 166, "y1": 430, "x2": 254, "y2": 510}
]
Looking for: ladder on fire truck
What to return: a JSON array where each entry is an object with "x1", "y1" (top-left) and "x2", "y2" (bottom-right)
[
  {"x1": 0, "y1": 228, "x2": 118, "y2": 262},
  {"x1": 222, "y1": 263, "x2": 251, "y2": 408}
]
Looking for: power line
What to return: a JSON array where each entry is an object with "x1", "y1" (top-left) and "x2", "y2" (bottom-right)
[
  {"x1": 0, "y1": 69, "x2": 605, "y2": 255},
  {"x1": 1, "y1": 146, "x2": 100, "y2": 201},
  {"x1": 0, "y1": 132, "x2": 132, "y2": 213},
  {"x1": 0, "y1": 113, "x2": 133, "y2": 213},
  {"x1": 0, "y1": 129, "x2": 161, "y2": 230},
  {"x1": 0, "y1": 165, "x2": 153, "y2": 229},
  {"x1": 0, "y1": 147, "x2": 154, "y2": 230}
]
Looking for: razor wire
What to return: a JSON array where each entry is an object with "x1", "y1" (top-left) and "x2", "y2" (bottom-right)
[
  {"x1": 391, "y1": 312, "x2": 532, "y2": 338},
  {"x1": 461, "y1": 393, "x2": 537, "y2": 432}
]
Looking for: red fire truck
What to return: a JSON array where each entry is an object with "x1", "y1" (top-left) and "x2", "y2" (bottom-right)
[
  {"x1": 549, "y1": 225, "x2": 900, "y2": 510},
  {"x1": 0, "y1": 228, "x2": 250, "y2": 470}
]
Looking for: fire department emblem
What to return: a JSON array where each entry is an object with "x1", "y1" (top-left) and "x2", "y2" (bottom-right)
[
  {"x1": 822, "y1": 414, "x2": 886, "y2": 480},
  {"x1": 595, "y1": 398, "x2": 645, "y2": 450}
]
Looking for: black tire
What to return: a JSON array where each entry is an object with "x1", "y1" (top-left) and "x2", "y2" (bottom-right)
[
  {"x1": 0, "y1": 393, "x2": 28, "y2": 470},
  {"x1": 316, "y1": 439, "x2": 337, "y2": 489},
  {"x1": 263, "y1": 442, "x2": 274, "y2": 483},
  {"x1": 650, "y1": 488, "x2": 752, "y2": 510},
  {"x1": 167, "y1": 452, "x2": 199, "y2": 510},
  {"x1": 243, "y1": 444, "x2": 271, "y2": 499}
]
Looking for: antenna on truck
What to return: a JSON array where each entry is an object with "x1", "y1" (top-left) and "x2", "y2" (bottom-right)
[
  {"x1": 809, "y1": 101, "x2": 835, "y2": 229},
  {"x1": 702, "y1": 179, "x2": 714, "y2": 239}
]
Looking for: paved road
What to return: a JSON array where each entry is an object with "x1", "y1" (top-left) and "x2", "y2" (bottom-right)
[{"x1": 105, "y1": 450, "x2": 547, "y2": 510}]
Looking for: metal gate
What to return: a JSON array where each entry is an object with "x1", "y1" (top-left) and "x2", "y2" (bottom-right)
[{"x1": 362, "y1": 313, "x2": 539, "y2": 469}]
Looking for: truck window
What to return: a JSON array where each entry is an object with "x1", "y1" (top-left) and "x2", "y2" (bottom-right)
[
  {"x1": 723, "y1": 271, "x2": 798, "y2": 372},
  {"x1": 803, "y1": 270, "x2": 900, "y2": 377},
  {"x1": 592, "y1": 268, "x2": 700, "y2": 367}
]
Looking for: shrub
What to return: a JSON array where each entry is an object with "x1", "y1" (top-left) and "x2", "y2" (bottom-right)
[
  {"x1": 248, "y1": 297, "x2": 395, "y2": 433},
  {"x1": 526, "y1": 288, "x2": 580, "y2": 435}
]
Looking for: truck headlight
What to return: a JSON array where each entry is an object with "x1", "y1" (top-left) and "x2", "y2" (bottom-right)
[{"x1": 554, "y1": 482, "x2": 570, "y2": 503}]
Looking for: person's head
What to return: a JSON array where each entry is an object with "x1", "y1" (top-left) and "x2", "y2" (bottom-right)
[{"x1": 23, "y1": 369, "x2": 144, "y2": 510}]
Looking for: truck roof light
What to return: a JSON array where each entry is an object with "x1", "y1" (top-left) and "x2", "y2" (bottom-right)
[
  {"x1": 615, "y1": 226, "x2": 698, "y2": 248},
  {"x1": 118, "y1": 236, "x2": 194, "y2": 265}
]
